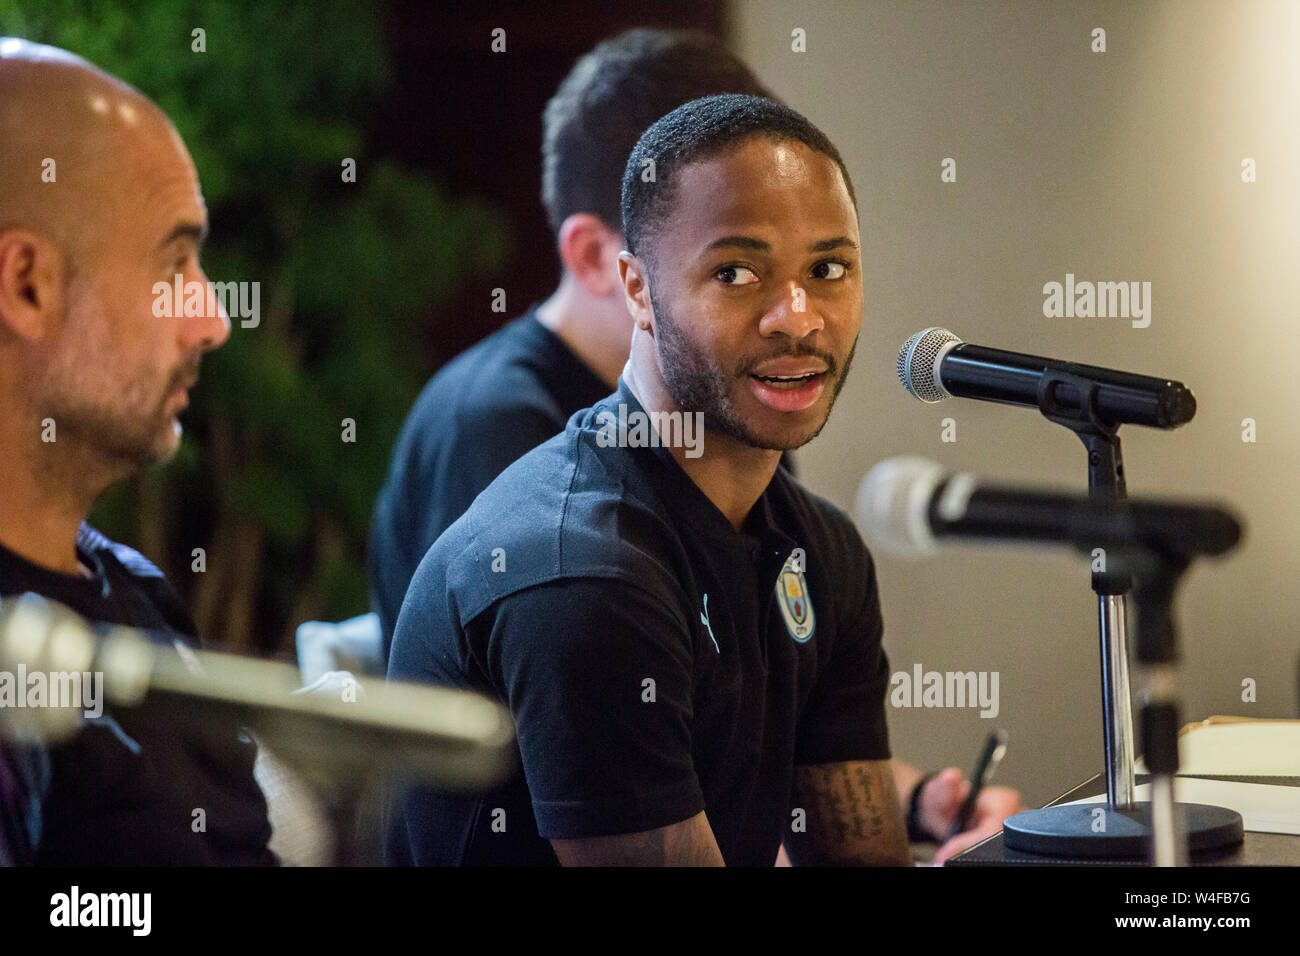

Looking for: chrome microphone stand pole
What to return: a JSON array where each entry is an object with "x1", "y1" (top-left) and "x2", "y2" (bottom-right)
[{"x1": 1037, "y1": 371, "x2": 1136, "y2": 812}]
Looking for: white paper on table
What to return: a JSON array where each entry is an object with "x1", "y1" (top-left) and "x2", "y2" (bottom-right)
[
  {"x1": 1133, "y1": 721, "x2": 1300, "y2": 777},
  {"x1": 1062, "y1": 778, "x2": 1300, "y2": 835}
]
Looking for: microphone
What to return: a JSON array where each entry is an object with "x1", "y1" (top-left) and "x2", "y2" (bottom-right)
[
  {"x1": 896, "y1": 327, "x2": 1196, "y2": 429},
  {"x1": 855, "y1": 457, "x2": 1241, "y2": 559}
]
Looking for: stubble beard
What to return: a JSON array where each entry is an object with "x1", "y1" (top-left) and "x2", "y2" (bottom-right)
[
  {"x1": 38, "y1": 309, "x2": 194, "y2": 472},
  {"x1": 649, "y1": 285, "x2": 856, "y2": 452}
]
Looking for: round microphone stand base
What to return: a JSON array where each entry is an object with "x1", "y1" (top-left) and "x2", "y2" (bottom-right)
[{"x1": 1001, "y1": 802, "x2": 1243, "y2": 858}]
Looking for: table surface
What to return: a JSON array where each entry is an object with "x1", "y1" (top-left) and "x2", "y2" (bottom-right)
[{"x1": 946, "y1": 773, "x2": 1300, "y2": 866}]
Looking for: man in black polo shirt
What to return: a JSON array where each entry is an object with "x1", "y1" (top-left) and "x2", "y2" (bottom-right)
[
  {"x1": 389, "y1": 95, "x2": 912, "y2": 865},
  {"x1": 374, "y1": 30, "x2": 1022, "y2": 862},
  {"x1": 0, "y1": 41, "x2": 273, "y2": 864}
]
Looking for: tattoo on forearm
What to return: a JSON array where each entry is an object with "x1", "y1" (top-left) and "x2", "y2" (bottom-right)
[
  {"x1": 792, "y1": 761, "x2": 908, "y2": 864},
  {"x1": 854, "y1": 764, "x2": 886, "y2": 837},
  {"x1": 803, "y1": 763, "x2": 885, "y2": 844}
]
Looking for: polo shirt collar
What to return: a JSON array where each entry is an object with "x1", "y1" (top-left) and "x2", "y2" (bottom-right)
[{"x1": 606, "y1": 377, "x2": 794, "y2": 557}]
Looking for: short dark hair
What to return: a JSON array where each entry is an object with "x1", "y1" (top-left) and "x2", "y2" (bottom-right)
[
  {"x1": 621, "y1": 94, "x2": 857, "y2": 268},
  {"x1": 541, "y1": 29, "x2": 772, "y2": 238}
]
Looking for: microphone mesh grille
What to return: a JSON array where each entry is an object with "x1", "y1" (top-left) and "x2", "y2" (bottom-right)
[{"x1": 898, "y1": 326, "x2": 962, "y2": 403}]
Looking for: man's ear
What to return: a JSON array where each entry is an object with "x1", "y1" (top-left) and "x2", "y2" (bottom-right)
[
  {"x1": 617, "y1": 250, "x2": 654, "y2": 333},
  {"x1": 0, "y1": 229, "x2": 66, "y2": 342},
  {"x1": 557, "y1": 213, "x2": 623, "y2": 298}
]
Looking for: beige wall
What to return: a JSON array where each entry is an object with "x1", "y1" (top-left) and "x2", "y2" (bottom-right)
[{"x1": 731, "y1": 0, "x2": 1299, "y2": 807}]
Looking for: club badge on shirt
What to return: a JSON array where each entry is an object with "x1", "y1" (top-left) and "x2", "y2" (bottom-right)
[{"x1": 775, "y1": 551, "x2": 815, "y2": 643}]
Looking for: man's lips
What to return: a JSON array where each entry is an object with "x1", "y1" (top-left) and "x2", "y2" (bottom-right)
[
  {"x1": 751, "y1": 358, "x2": 829, "y2": 378},
  {"x1": 169, "y1": 376, "x2": 198, "y2": 407},
  {"x1": 748, "y1": 371, "x2": 826, "y2": 412}
]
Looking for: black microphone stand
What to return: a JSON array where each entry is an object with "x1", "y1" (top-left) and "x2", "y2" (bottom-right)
[
  {"x1": 999, "y1": 371, "x2": 1243, "y2": 861},
  {"x1": 1041, "y1": 369, "x2": 1137, "y2": 814}
]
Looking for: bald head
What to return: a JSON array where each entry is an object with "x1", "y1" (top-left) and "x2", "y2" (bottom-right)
[
  {"x1": 0, "y1": 39, "x2": 228, "y2": 480},
  {"x1": 0, "y1": 38, "x2": 182, "y2": 269}
]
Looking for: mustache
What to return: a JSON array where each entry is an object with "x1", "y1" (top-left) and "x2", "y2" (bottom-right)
[
  {"x1": 168, "y1": 356, "x2": 203, "y2": 392},
  {"x1": 739, "y1": 344, "x2": 838, "y2": 377}
]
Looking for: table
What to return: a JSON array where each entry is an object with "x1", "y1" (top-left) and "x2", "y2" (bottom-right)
[{"x1": 946, "y1": 773, "x2": 1300, "y2": 866}]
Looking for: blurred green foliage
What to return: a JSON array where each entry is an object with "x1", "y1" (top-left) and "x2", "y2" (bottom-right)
[{"x1": 0, "y1": 0, "x2": 508, "y2": 652}]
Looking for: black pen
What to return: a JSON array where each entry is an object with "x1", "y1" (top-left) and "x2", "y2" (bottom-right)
[{"x1": 947, "y1": 730, "x2": 1007, "y2": 841}]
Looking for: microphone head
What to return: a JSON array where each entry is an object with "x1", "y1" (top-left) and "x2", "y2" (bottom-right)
[
  {"x1": 855, "y1": 456, "x2": 947, "y2": 558},
  {"x1": 897, "y1": 327, "x2": 962, "y2": 403}
]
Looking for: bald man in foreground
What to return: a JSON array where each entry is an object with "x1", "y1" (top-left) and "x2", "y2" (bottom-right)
[{"x1": 0, "y1": 40, "x2": 274, "y2": 864}]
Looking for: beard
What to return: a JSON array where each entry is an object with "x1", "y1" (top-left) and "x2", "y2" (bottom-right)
[
  {"x1": 38, "y1": 335, "x2": 198, "y2": 470},
  {"x1": 650, "y1": 286, "x2": 857, "y2": 451}
]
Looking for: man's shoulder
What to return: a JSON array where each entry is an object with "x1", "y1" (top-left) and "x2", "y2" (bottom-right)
[
  {"x1": 422, "y1": 432, "x2": 686, "y2": 626},
  {"x1": 409, "y1": 315, "x2": 570, "y2": 430}
]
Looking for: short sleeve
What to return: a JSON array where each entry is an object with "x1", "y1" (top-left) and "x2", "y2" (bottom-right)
[
  {"x1": 794, "y1": 543, "x2": 892, "y2": 764},
  {"x1": 474, "y1": 577, "x2": 706, "y2": 840}
]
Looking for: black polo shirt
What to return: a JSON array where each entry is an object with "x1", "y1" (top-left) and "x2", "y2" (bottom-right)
[
  {"x1": 387, "y1": 378, "x2": 891, "y2": 866},
  {"x1": 0, "y1": 524, "x2": 275, "y2": 865},
  {"x1": 370, "y1": 309, "x2": 798, "y2": 670},
  {"x1": 369, "y1": 310, "x2": 611, "y2": 666}
]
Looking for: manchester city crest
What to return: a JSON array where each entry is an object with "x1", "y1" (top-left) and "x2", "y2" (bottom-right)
[{"x1": 775, "y1": 551, "x2": 815, "y2": 642}]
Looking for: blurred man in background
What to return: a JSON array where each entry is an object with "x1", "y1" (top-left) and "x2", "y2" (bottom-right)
[
  {"x1": 374, "y1": 29, "x2": 1020, "y2": 864},
  {"x1": 0, "y1": 40, "x2": 273, "y2": 864}
]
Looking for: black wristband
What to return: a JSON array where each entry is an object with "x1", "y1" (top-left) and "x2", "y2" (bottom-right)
[{"x1": 906, "y1": 770, "x2": 941, "y2": 843}]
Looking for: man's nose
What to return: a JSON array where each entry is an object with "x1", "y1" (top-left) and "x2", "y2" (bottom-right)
[
  {"x1": 188, "y1": 268, "x2": 231, "y2": 351},
  {"x1": 758, "y1": 281, "x2": 825, "y2": 339}
]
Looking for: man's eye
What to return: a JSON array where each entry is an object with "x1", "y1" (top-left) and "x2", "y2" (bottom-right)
[
  {"x1": 812, "y1": 260, "x2": 849, "y2": 280},
  {"x1": 715, "y1": 264, "x2": 759, "y2": 286}
]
